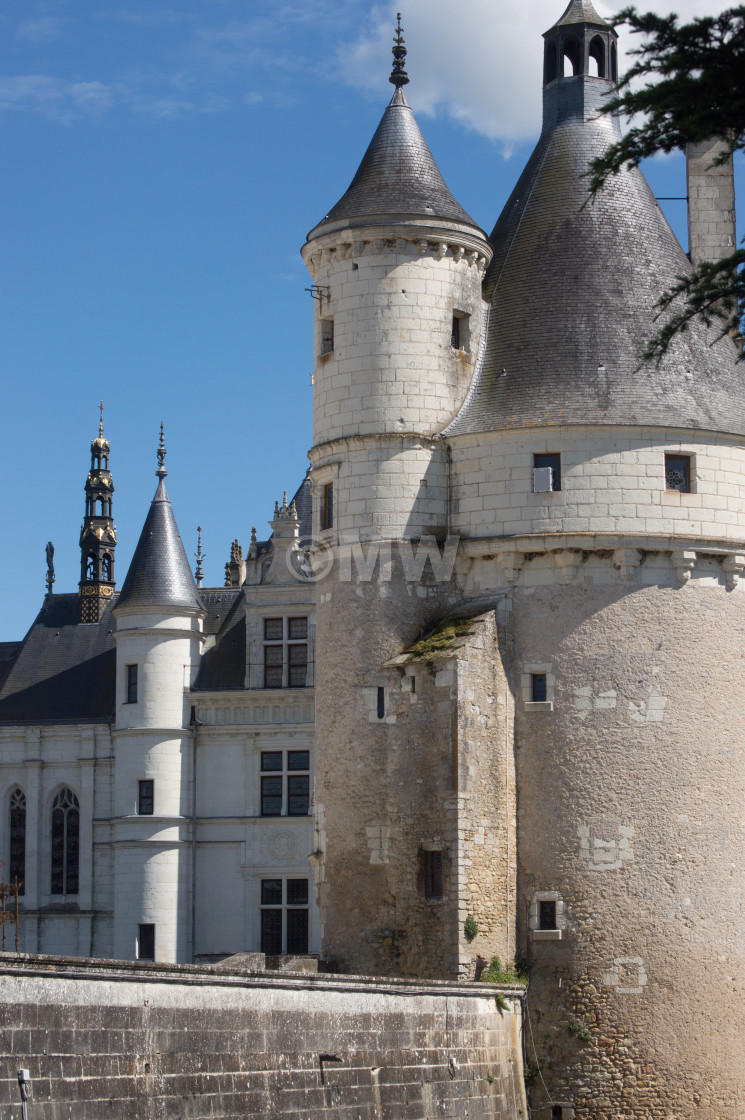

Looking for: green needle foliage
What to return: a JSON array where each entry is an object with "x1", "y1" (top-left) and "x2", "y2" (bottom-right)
[{"x1": 587, "y1": 6, "x2": 745, "y2": 361}]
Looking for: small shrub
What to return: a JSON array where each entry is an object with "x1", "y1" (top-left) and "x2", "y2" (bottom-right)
[
  {"x1": 480, "y1": 955, "x2": 529, "y2": 985},
  {"x1": 568, "y1": 1019, "x2": 592, "y2": 1042},
  {"x1": 464, "y1": 914, "x2": 479, "y2": 941}
]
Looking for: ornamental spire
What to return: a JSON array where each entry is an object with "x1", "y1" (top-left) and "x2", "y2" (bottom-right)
[
  {"x1": 389, "y1": 12, "x2": 409, "y2": 87},
  {"x1": 194, "y1": 526, "x2": 205, "y2": 588},
  {"x1": 156, "y1": 422, "x2": 167, "y2": 479},
  {"x1": 98, "y1": 400, "x2": 104, "y2": 438}
]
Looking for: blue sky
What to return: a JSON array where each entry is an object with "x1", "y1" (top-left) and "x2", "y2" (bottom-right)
[{"x1": 1, "y1": 0, "x2": 742, "y2": 637}]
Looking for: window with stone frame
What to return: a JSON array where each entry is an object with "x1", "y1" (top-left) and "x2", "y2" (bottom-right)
[
  {"x1": 126, "y1": 664, "x2": 138, "y2": 703},
  {"x1": 665, "y1": 453, "x2": 691, "y2": 492},
  {"x1": 9, "y1": 788, "x2": 25, "y2": 894},
  {"x1": 321, "y1": 483, "x2": 334, "y2": 531},
  {"x1": 424, "y1": 851, "x2": 444, "y2": 899},
  {"x1": 51, "y1": 788, "x2": 79, "y2": 896},
  {"x1": 260, "y1": 750, "x2": 310, "y2": 817},
  {"x1": 138, "y1": 923, "x2": 155, "y2": 961},
  {"x1": 260, "y1": 877, "x2": 309, "y2": 955},
  {"x1": 263, "y1": 617, "x2": 308, "y2": 689}
]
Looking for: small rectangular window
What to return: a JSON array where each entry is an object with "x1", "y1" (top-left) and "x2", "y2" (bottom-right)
[
  {"x1": 261, "y1": 750, "x2": 310, "y2": 816},
  {"x1": 534, "y1": 453, "x2": 561, "y2": 492},
  {"x1": 377, "y1": 687, "x2": 385, "y2": 720},
  {"x1": 264, "y1": 618, "x2": 283, "y2": 641},
  {"x1": 138, "y1": 923, "x2": 155, "y2": 961},
  {"x1": 665, "y1": 453, "x2": 691, "y2": 492},
  {"x1": 320, "y1": 319, "x2": 334, "y2": 356},
  {"x1": 321, "y1": 482, "x2": 334, "y2": 530},
  {"x1": 126, "y1": 664, "x2": 138, "y2": 704},
  {"x1": 424, "y1": 851, "x2": 444, "y2": 899},
  {"x1": 451, "y1": 310, "x2": 470, "y2": 352},
  {"x1": 261, "y1": 776, "x2": 283, "y2": 817},
  {"x1": 451, "y1": 315, "x2": 460, "y2": 349},
  {"x1": 138, "y1": 780, "x2": 154, "y2": 815},
  {"x1": 531, "y1": 673, "x2": 548, "y2": 703},
  {"x1": 538, "y1": 900, "x2": 557, "y2": 930},
  {"x1": 288, "y1": 775, "x2": 310, "y2": 816}
]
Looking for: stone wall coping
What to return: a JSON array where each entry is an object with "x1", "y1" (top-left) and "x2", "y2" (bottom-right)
[{"x1": 0, "y1": 951, "x2": 525, "y2": 1000}]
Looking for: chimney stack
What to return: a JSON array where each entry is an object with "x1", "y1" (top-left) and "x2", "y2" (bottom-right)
[{"x1": 686, "y1": 138, "x2": 736, "y2": 267}]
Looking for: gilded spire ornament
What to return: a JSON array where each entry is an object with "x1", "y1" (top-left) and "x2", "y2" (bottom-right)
[{"x1": 390, "y1": 13, "x2": 409, "y2": 87}]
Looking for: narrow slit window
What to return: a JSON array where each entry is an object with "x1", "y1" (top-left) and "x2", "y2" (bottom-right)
[
  {"x1": 539, "y1": 900, "x2": 557, "y2": 930},
  {"x1": 126, "y1": 664, "x2": 138, "y2": 704},
  {"x1": 320, "y1": 319, "x2": 334, "y2": 356},
  {"x1": 450, "y1": 311, "x2": 470, "y2": 352},
  {"x1": 424, "y1": 851, "x2": 444, "y2": 899},
  {"x1": 9, "y1": 788, "x2": 25, "y2": 894},
  {"x1": 138, "y1": 780, "x2": 154, "y2": 816},
  {"x1": 321, "y1": 482, "x2": 334, "y2": 531},
  {"x1": 377, "y1": 687, "x2": 385, "y2": 720},
  {"x1": 531, "y1": 673, "x2": 548, "y2": 702},
  {"x1": 138, "y1": 923, "x2": 155, "y2": 961}
]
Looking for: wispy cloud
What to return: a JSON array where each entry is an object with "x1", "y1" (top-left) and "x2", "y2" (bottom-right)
[
  {"x1": 0, "y1": 73, "x2": 230, "y2": 121},
  {"x1": 339, "y1": 0, "x2": 730, "y2": 148},
  {"x1": 16, "y1": 17, "x2": 66, "y2": 44}
]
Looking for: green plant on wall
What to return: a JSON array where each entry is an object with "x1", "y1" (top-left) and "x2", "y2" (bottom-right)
[
  {"x1": 568, "y1": 1019, "x2": 592, "y2": 1042},
  {"x1": 464, "y1": 914, "x2": 479, "y2": 941},
  {"x1": 480, "y1": 955, "x2": 529, "y2": 984}
]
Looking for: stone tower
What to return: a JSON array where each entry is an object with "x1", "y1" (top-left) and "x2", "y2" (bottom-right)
[
  {"x1": 307, "y1": 0, "x2": 745, "y2": 1113},
  {"x1": 79, "y1": 405, "x2": 116, "y2": 622},
  {"x1": 111, "y1": 427, "x2": 205, "y2": 963},
  {"x1": 303, "y1": 17, "x2": 500, "y2": 978},
  {"x1": 444, "y1": 0, "x2": 745, "y2": 1114}
]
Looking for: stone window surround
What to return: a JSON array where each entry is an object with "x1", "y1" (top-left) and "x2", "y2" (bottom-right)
[
  {"x1": 309, "y1": 461, "x2": 340, "y2": 542},
  {"x1": 521, "y1": 662, "x2": 554, "y2": 712},
  {"x1": 664, "y1": 450, "x2": 696, "y2": 493},
  {"x1": 530, "y1": 890, "x2": 566, "y2": 941}
]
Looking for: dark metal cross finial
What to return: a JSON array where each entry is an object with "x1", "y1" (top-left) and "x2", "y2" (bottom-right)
[
  {"x1": 156, "y1": 422, "x2": 167, "y2": 478},
  {"x1": 45, "y1": 541, "x2": 55, "y2": 597},
  {"x1": 390, "y1": 12, "x2": 410, "y2": 87},
  {"x1": 99, "y1": 400, "x2": 104, "y2": 437}
]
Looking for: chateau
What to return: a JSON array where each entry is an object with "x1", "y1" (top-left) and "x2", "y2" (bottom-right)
[{"x1": 0, "y1": 1, "x2": 743, "y2": 1114}]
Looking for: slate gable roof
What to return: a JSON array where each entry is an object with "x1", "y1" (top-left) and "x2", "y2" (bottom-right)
[
  {"x1": 0, "y1": 595, "x2": 116, "y2": 724},
  {"x1": 309, "y1": 87, "x2": 484, "y2": 236}
]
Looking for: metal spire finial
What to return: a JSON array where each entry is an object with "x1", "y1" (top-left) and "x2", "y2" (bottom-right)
[
  {"x1": 390, "y1": 12, "x2": 409, "y2": 87},
  {"x1": 156, "y1": 422, "x2": 167, "y2": 478},
  {"x1": 98, "y1": 400, "x2": 104, "y2": 437},
  {"x1": 45, "y1": 541, "x2": 55, "y2": 598},
  {"x1": 194, "y1": 526, "x2": 205, "y2": 588}
]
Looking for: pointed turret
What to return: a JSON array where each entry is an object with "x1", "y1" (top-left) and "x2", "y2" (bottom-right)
[
  {"x1": 79, "y1": 402, "x2": 117, "y2": 622},
  {"x1": 308, "y1": 14, "x2": 483, "y2": 239},
  {"x1": 115, "y1": 425, "x2": 203, "y2": 614}
]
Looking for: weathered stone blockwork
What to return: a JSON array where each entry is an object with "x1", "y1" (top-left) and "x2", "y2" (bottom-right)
[{"x1": 0, "y1": 954, "x2": 526, "y2": 1120}]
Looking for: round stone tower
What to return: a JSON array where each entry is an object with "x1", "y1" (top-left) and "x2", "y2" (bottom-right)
[
  {"x1": 444, "y1": 0, "x2": 745, "y2": 1114},
  {"x1": 111, "y1": 428, "x2": 205, "y2": 964},
  {"x1": 302, "y1": 18, "x2": 492, "y2": 975}
]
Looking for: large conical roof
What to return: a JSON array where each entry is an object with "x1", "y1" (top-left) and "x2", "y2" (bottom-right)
[
  {"x1": 308, "y1": 87, "x2": 483, "y2": 237},
  {"x1": 115, "y1": 478, "x2": 203, "y2": 613},
  {"x1": 447, "y1": 83, "x2": 745, "y2": 437}
]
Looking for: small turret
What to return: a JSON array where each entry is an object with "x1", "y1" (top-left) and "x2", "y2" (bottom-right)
[{"x1": 79, "y1": 402, "x2": 116, "y2": 622}]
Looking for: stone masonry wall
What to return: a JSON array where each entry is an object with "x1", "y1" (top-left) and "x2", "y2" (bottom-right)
[{"x1": 0, "y1": 953, "x2": 526, "y2": 1120}]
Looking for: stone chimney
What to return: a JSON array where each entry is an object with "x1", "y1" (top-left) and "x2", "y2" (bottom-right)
[{"x1": 686, "y1": 138, "x2": 736, "y2": 266}]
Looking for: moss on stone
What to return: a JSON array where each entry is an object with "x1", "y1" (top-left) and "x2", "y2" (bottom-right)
[{"x1": 403, "y1": 616, "x2": 476, "y2": 663}]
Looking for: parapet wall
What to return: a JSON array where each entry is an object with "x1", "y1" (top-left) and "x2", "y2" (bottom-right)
[{"x1": 0, "y1": 953, "x2": 526, "y2": 1120}]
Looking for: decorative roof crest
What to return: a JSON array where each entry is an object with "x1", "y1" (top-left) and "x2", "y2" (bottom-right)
[{"x1": 390, "y1": 12, "x2": 409, "y2": 87}]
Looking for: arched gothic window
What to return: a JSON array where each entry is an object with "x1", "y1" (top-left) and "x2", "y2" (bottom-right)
[
  {"x1": 589, "y1": 35, "x2": 606, "y2": 77},
  {"x1": 86, "y1": 554, "x2": 97, "y2": 580},
  {"x1": 610, "y1": 42, "x2": 618, "y2": 82},
  {"x1": 51, "y1": 788, "x2": 79, "y2": 896},
  {"x1": 101, "y1": 554, "x2": 112, "y2": 581},
  {"x1": 9, "y1": 789, "x2": 25, "y2": 895},
  {"x1": 562, "y1": 37, "x2": 581, "y2": 76}
]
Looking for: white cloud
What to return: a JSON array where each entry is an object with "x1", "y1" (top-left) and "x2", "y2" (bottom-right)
[
  {"x1": 340, "y1": 1, "x2": 730, "y2": 145},
  {"x1": 16, "y1": 17, "x2": 66, "y2": 44}
]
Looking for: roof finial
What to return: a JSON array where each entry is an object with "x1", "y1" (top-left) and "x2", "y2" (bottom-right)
[
  {"x1": 98, "y1": 400, "x2": 104, "y2": 437},
  {"x1": 390, "y1": 12, "x2": 409, "y2": 87},
  {"x1": 156, "y1": 422, "x2": 167, "y2": 478},
  {"x1": 194, "y1": 526, "x2": 205, "y2": 588}
]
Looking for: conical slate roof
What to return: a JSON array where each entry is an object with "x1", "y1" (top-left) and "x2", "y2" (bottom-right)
[
  {"x1": 447, "y1": 82, "x2": 745, "y2": 437},
  {"x1": 309, "y1": 87, "x2": 483, "y2": 236},
  {"x1": 115, "y1": 478, "x2": 203, "y2": 613},
  {"x1": 549, "y1": 0, "x2": 609, "y2": 29}
]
